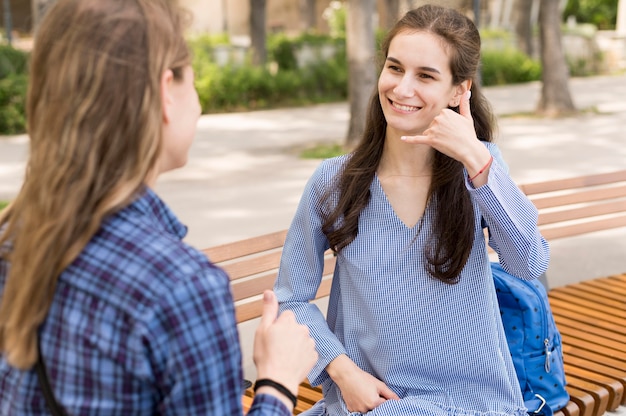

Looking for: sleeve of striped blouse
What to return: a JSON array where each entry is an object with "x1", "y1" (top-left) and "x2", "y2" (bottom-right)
[
  {"x1": 274, "y1": 159, "x2": 348, "y2": 387},
  {"x1": 469, "y1": 142, "x2": 550, "y2": 280}
]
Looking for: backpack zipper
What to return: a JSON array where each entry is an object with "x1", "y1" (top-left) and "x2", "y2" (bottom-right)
[{"x1": 544, "y1": 338, "x2": 552, "y2": 372}]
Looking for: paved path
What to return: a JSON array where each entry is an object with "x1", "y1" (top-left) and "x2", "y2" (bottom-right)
[{"x1": 1, "y1": 75, "x2": 625, "y2": 289}]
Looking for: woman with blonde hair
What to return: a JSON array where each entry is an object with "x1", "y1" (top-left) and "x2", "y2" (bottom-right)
[{"x1": 0, "y1": 0, "x2": 316, "y2": 414}]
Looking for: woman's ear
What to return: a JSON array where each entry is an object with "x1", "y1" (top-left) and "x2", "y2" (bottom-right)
[
  {"x1": 449, "y1": 79, "x2": 472, "y2": 107},
  {"x1": 161, "y1": 69, "x2": 174, "y2": 124}
]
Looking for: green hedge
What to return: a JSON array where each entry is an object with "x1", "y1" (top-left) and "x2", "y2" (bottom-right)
[
  {"x1": 190, "y1": 33, "x2": 348, "y2": 114},
  {"x1": 0, "y1": 33, "x2": 588, "y2": 135},
  {"x1": 481, "y1": 48, "x2": 542, "y2": 86},
  {"x1": 0, "y1": 45, "x2": 29, "y2": 135}
]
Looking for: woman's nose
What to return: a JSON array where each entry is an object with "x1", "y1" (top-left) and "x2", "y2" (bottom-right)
[{"x1": 393, "y1": 75, "x2": 416, "y2": 98}]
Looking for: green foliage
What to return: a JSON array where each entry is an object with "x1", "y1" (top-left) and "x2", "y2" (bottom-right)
[
  {"x1": 322, "y1": 1, "x2": 347, "y2": 38},
  {"x1": 267, "y1": 32, "x2": 344, "y2": 71},
  {"x1": 0, "y1": 44, "x2": 29, "y2": 79},
  {"x1": 0, "y1": 201, "x2": 8, "y2": 211},
  {"x1": 0, "y1": 45, "x2": 29, "y2": 135},
  {"x1": 268, "y1": 33, "x2": 298, "y2": 71},
  {"x1": 480, "y1": 49, "x2": 542, "y2": 86},
  {"x1": 567, "y1": 50, "x2": 605, "y2": 77},
  {"x1": 563, "y1": 0, "x2": 618, "y2": 30},
  {"x1": 197, "y1": 63, "x2": 277, "y2": 112},
  {"x1": 192, "y1": 34, "x2": 348, "y2": 114},
  {"x1": 300, "y1": 143, "x2": 347, "y2": 159},
  {"x1": 0, "y1": 74, "x2": 28, "y2": 134}
]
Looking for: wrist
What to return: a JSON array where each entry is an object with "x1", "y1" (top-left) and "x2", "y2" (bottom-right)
[
  {"x1": 326, "y1": 354, "x2": 354, "y2": 383},
  {"x1": 468, "y1": 155, "x2": 493, "y2": 182},
  {"x1": 254, "y1": 378, "x2": 298, "y2": 410}
]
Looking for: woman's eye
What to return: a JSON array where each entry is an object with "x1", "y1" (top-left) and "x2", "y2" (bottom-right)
[
  {"x1": 419, "y1": 73, "x2": 434, "y2": 79},
  {"x1": 387, "y1": 65, "x2": 402, "y2": 72}
]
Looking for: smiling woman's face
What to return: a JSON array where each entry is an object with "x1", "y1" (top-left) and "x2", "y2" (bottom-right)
[{"x1": 378, "y1": 30, "x2": 465, "y2": 138}]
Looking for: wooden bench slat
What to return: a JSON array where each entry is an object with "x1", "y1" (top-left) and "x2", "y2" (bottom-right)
[
  {"x1": 550, "y1": 298, "x2": 626, "y2": 328},
  {"x1": 231, "y1": 272, "x2": 278, "y2": 301},
  {"x1": 563, "y1": 345, "x2": 626, "y2": 373},
  {"x1": 220, "y1": 251, "x2": 283, "y2": 280},
  {"x1": 557, "y1": 400, "x2": 582, "y2": 416},
  {"x1": 612, "y1": 274, "x2": 626, "y2": 283},
  {"x1": 530, "y1": 184, "x2": 626, "y2": 210},
  {"x1": 537, "y1": 198, "x2": 626, "y2": 225},
  {"x1": 550, "y1": 286, "x2": 626, "y2": 312},
  {"x1": 549, "y1": 291, "x2": 626, "y2": 317},
  {"x1": 231, "y1": 256, "x2": 336, "y2": 303},
  {"x1": 563, "y1": 364, "x2": 624, "y2": 410},
  {"x1": 564, "y1": 376, "x2": 610, "y2": 415},
  {"x1": 539, "y1": 213, "x2": 626, "y2": 240},
  {"x1": 554, "y1": 317, "x2": 626, "y2": 348},
  {"x1": 235, "y1": 277, "x2": 333, "y2": 323},
  {"x1": 565, "y1": 356, "x2": 626, "y2": 396},
  {"x1": 203, "y1": 230, "x2": 287, "y2": 263},
  {"x1": 582, "y1": 279, "x2": 626, "y2": 296},
  {"x1": 242, "y1": 394, "x2": 254, "y2": 413},
  {"x1": 557, "y1": 323, "x2": 626, "y2": 358},
  {"x1": 556, "y1": 281, "x2": 626, "y2": 304},
  {"x1": 566, "y1": 385, "x2": 600, "y2": 416},
  {"x1": 560, "y1": 334, "x2": 626, "y2": 366},
  {"x1": 519, "y1": 170, "x2": 626, "y2": 195}
]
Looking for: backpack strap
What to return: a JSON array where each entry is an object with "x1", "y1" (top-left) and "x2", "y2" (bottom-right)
[
  {"x1": 526, "y1": 393, "x2": 553, "y2": 416},
  {"x1": 35, "y1": 338, "x2": 69, "y2": 416}
]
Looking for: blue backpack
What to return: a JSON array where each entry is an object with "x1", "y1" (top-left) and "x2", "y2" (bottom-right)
[{"x1": 491, "y1": 262, "x2": 569, "y2": 415}]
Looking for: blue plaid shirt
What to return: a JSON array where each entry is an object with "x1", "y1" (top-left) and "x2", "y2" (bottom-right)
[{"x1": 0, "y1": 188, "x2": 289, "y2": 415}]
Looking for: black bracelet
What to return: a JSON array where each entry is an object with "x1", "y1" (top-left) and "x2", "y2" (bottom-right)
[{"x1": 253, "y1": 378, "x2": 297, "y2": 408}]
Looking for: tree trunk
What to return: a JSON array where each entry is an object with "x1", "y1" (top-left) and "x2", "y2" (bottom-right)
[
  {"x1": 618, "y1": 0, "x2": 626, "y2": 34},
  {"x1": 299, "y1": 0, "x2": 316, "y2": 32},
  {"x1": 345, "y1": 0, "x2": 377, "y2": 147},
  {"x1": 384, "y1": 0, "x2": 400, "y2": 30},
  {"x1": 489, "y1": 0, "x2": 503, "y2": 28},
  {"x1": 250, "y1": 0, "x2": 267, "y2": 66},
  {"x1": 536, "y1": 0, "x2": 576, "y2": 117},
  {"x1": 514, "y1": 0, "x2": 534, "y2": 56},
  {"x1": 3, "y1": 0, "x2": 12, "y2": 45}
]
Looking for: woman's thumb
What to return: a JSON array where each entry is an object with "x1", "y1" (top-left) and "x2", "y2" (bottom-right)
[
  {"x1": 259, "y1": 290, "x2": 279, "y2": 328},
  {"x1": 459, "y1": 90, "x2": 472, "y2": 120}
]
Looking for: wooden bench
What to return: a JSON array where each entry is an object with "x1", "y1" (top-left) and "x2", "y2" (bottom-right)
[{"x1": 202, "y1": 169, "x2": 626, "y2": 416}]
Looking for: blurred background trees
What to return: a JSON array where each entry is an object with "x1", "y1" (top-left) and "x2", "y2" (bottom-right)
[{"x1": 0, "y1": 0, "x2": 624, "y2": 138}]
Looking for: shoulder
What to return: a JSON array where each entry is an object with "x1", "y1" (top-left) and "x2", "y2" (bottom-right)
[
  {"x1": 299, "y1": 155, "x2": 351, "y2": 206},
  {"x1": 308, "y1": 154, "x2": 350, "y2": 186},
  {"x1": 317, "y1": 154, "x2": 350, "y2": 175},
  {"x1": 69, "y1": 202, "x2": 229, "y2": 317}
]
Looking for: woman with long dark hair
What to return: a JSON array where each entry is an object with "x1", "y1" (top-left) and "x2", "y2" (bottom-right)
[{"x1": 275, "y1": 5, "x2": 549, "y2": 415}]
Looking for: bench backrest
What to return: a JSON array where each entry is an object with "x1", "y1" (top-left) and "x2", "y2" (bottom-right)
[{"x1": 202, "y1": 169, "x2": 626, "y2": 324}]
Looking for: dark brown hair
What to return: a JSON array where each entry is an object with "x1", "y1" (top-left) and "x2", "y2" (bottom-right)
[{"x1": 322, "y1": 4, "x2": 496, "y2": 283}]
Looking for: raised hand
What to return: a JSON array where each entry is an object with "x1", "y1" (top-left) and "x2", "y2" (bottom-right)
[
  {"x1": 253, "y1": 290, "x2": 318, "y2": 399},
  {"x1": 401, "y1": 90, "x2": 492, "y2": 184}
]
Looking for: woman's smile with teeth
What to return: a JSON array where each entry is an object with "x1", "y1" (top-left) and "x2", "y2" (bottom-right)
[{"x1": 391, "y1": 100, "x2": 419, "y2": 112}]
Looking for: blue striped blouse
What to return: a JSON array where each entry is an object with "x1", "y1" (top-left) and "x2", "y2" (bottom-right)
[{"x1": 275, "y1": 142, "x2": 549, "y2": 416}]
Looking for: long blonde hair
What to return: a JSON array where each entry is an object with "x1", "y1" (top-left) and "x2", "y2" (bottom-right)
[{"x1": 0, "y1": 0, "x2": 190, "y2": 369}]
